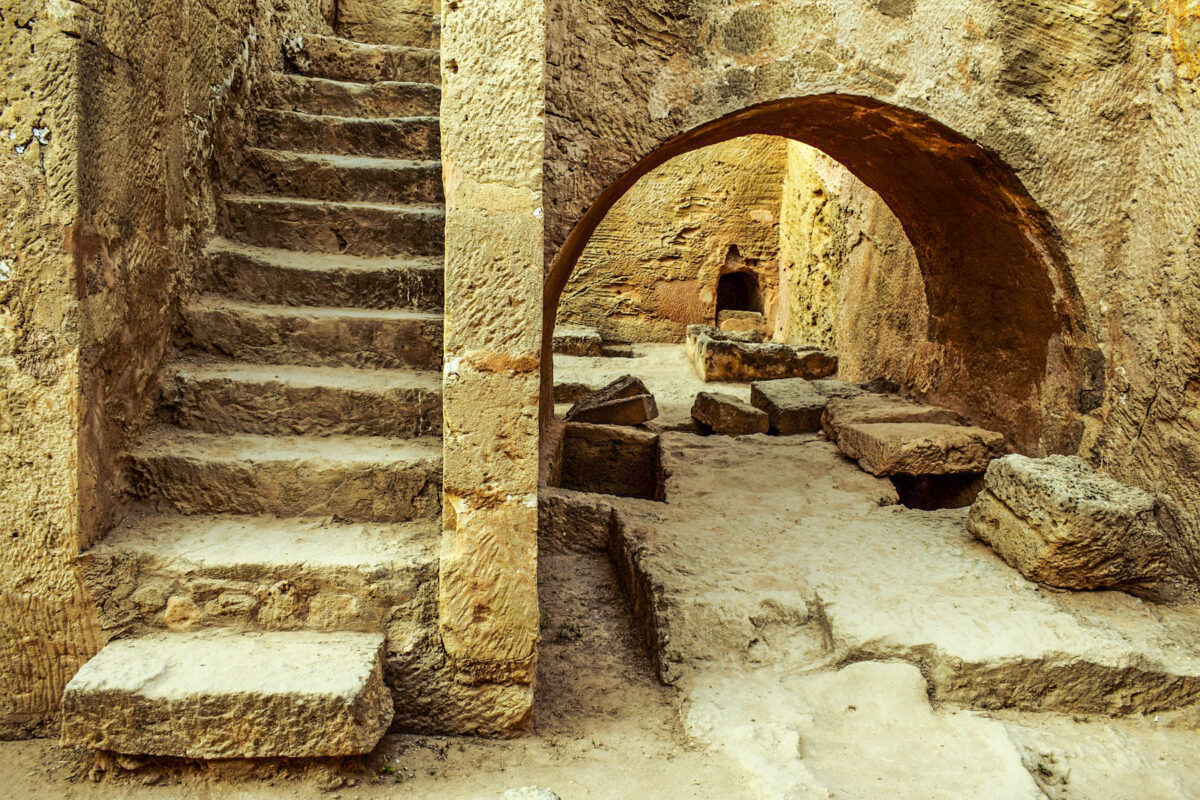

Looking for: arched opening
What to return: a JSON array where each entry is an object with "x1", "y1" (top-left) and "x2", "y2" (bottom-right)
[
  {"x1": 716, "y1": 270, "x2": 761, "y2": 316},
  {"x1": 543, "y1": 95, "x2": 1095, "y2": 455}
]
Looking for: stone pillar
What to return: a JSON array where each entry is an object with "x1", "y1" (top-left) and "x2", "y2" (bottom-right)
[{"x1": 438, "y1": 0, "x2": 544, "y2": 731}]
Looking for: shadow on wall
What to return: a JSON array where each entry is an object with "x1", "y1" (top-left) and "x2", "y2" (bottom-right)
[{"x1": 542, "y1": 94, "x2": 1098, "y2": 456}]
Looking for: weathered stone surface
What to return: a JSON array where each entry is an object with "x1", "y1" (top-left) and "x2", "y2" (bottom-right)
[
  {"x1": 837, "y1": 422, "x2": 1007, "y2": 476},
  {"x1": 750, "y1": 378, "x2": 827, "y2": 435},
  {"x1": 687, "y1": 325, "x2": 837, "y2": 383},
  {"x1": 557, "y1": 423, "x2": 662, "y2": 500},
  {"x1": 822, "y1": 394, "x2": 965, "y2": 442},
  {"x1": 283, "y1": 33, "x2": 438, "y2": 84},
  {"x1": 255, "y1": 109, "x2": 441, "y2": 161},
  {"x1": 237, "y1": 149, "x2": 443, "y2": 206},
  {"x1": 552, "y1": 324, "x2": 604, "y2": 356},
  {"x1": 565, "y1": 375, "x2": 659, "y2": 425},
  {"x1": 809, "y1": 379, "x2": 867, "y2": 399},
  {"x1": 264, "y1": 73, "x2": 441, "y2": 118},
  {"x1": 717, "y1": 310, "x2": 769, "y2": 337},
  {"x1": 538, "y1": 487, "x2": 616, "y2": 554},
  {"x1": 61, "y1": 630, "x2": 393, "y2": 758},
  {"x1": 691, "y1": 391, "x2": 769, "y2": 436},
  {"x1": 968, "y1": 455, "x2": 1173, "y2": 595}
]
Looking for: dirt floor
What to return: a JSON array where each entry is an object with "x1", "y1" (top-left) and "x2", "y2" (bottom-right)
[{"x1": 0, "y1": 554, "x2": 750, "y2": 799}]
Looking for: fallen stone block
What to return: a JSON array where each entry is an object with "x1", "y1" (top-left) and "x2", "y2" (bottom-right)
[
  {"x1": 750, "y1": 378, "x2": 828, "y2": 435},
  {"x1": 552, "y1": 324, "x2": 604, "y2": 357},
  {"x1": 691, "y1": 391, "x2": 769, "y2": 436},
  {"x1": 61, "y1": 630, "x2": 392, "y2": 758},
  {"x1": 686, "y1": 325, "x2": 836, "y2": 383},
  {"x1": 967, "y1": 454, "x2": 1172, "y2": 595},
  {"x1": 717, "y1": 310, "x2": 769, "y2": 337},
  {"x1": 837, "y1": 422, "x2": 1006, "y2": 476},
  {"x1": 565, "y1": 375, "x2": 658, "y2": 425},
  {"x1": 557, "y1": 423, "x2": 662, "y2": 500},
  {"x1": 822, "y1": 394, "x2": 964, "y2": 442}
]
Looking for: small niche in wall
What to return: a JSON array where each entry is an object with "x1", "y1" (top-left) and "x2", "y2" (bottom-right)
[{"x1": 716, "y1": 270, "x2": 761, "y2": 315}]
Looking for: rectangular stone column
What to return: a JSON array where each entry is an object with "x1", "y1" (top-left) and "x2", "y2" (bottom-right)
[{"x1": 439, "y1": 0, "x2": 545, "y2": 732}]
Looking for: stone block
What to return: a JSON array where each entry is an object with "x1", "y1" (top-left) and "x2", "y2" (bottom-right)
[
  {"x1": 717, "y1": 310, "x2": 769, "y2": 337},
  {"x1": 61, "y1": 631, "x2": 392, "y2": 758},
  {"x1": 552, "y1": 325, "x2": 604, "y2": 356},
  {"x1": 750, "y1": 378, "x2": 828, "y2": 434},
  {"x1": 686, "y1": 325, "x2": 836, "y2": 383},
  {"x1": 822, "y1": 394, "x2": 964, "y2": 442},
  {"x1": 557, "y1": 423, "x2": 662, "y2": 500},
  {"x1": 837, "y1": 422, "x2": 1006, "y2": 476},
  {"x1": 967, "y1": 455, "x2": 1172, "y2": 594},
  {"x1": 691, "y1": 391, "x2": 769, "y2": 436},
  {"x1": 565, "y1": 375, "x2": 659, "y2": 425}
]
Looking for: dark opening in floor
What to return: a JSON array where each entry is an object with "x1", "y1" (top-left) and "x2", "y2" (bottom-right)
[{"x1": 890, "y1": 473, "x2": 984, "y2": 510}]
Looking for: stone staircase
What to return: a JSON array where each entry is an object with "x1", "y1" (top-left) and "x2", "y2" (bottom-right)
[{"x1": 61, "y1": 31, "x2": 444, "y2": 759}]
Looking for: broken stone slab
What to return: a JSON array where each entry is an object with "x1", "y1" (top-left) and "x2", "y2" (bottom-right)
[
  {"x1": 691, "y1": 391, "x2": 770, "y2": 436},
  {"x1": 552, "y1": 324, "x2": 604, "y2": 357},
  {"x1": 837, "y1": 422, "x2": 1006, "y2": 476},
  {"x1": 61, "y1": 630, "x2": 393, "y2": 758},
  {"x1": 686, "y1": 325, "x2": 837, "y2": 383},
  {"x1": 822, "y1": 394, "x2": 965, "y2": 442},
  {"x1": 750, "y1": 378, "x2": 828, "y2": 435},
  {"x1": 809, "y1": 379, "x2": 868, "y2": 400},
  {"x1": 565, "y1": 375, "x2": 658, "y2": 425},
  {"x1": 967, "y1": 455, "x2": 1173, "y2": 595}
]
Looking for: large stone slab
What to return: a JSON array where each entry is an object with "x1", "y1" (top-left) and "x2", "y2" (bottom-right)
[
  {"x1": 686, "y1": 325, "x2": 837, "y2": 383},
  {"x1": 750, "y1": 378, "x2": 828, "y2": 434},
  {"x1": 968, "y1": 455, "x2": 1173, "y2": 595},
  {"x1": 565, "y1": 374, "x2": 658, "y2": 425},
  {"x1": 822, "y1": 394, "x2": 965, "y2": 442},
  {"x1": 691, "y1": 391, "x2": 769, "y2": 436},
  {"x1": 552, "y1": 324, "x2": 604, "y2": 357},
  {"x1": 837, "y1": 422, "x2": 1006, "y2": 476},
  {"x1": 61, "y1": 630, "x2": 393, "y2": 758}
]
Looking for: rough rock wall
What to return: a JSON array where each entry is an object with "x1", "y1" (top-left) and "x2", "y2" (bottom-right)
[
  {"x1": 542, "y1": 1, "x2": 1200, "y2": 583},
  {"x1": 777, "y1": 141, "x2": 929, "y2": 384},
  {"x1": 0, "y1": 0, "x2": 327, "y2": 736},
  {"x1": 558, "y1": 135, "x2": 786, "y2": 343},
  {"x1": 338, "y1": 0, "x2": 436, "y2": 46}
]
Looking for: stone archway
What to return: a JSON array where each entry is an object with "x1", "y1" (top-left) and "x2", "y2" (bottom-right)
[{"x1": 542, "y1": 94, "x2": 1096, "y2": 455}]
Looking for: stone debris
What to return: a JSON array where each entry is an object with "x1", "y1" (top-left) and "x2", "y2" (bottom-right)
[
  {"x1": 968, "y1": 454, "x2": 1173, "y2": 595},
  {"x1": 750, "y1": 378, "x2": 827, "y2": 434},
  {"x1": 837, "y1": 422, "x2": 1006, "y2": 476},
  {"x1": 691, "y1": 391, "x2": 769, "y2": 436},
  {"x1": 61, "y1": 630, "x2": 393, "y2": 758},
  {"x1": 822, "y1": 393, "x2": 964, "y2": 442},
  {"x1": 565, "y1": 375, "x2": 659, "y2": 425},
  {"x1": 686, "y1": 325, "x2": 837, "y2": 383},
  {"x1": 552, "y1": 324, "x2": 604, "y2": 357}
]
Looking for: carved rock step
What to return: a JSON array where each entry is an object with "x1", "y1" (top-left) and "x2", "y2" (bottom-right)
[
  {"x1": 264, "y1": 74, "x2": 441, "y2": 118},
  {"x1": 219, "y1": 195, "x2": 443, "y2": 258},
  {"x1": 255, "y1": 109, "x2": 440, "y2": 160},
  {"x1": 130, "y1": 428, "x2": 442, "y2": 522},
  {"x1": 284, "y1": 33, "x2": 439, "y2": 84},
  {"x1": 62, "y1": 630, "x2": 393, "y2": 758},
  {"x1": 181, "y1": 296, "x2": 442, "y2": 370},
  {"x1": 161, "y1": 360, "x2": 441, "y2": 437},
  {"x1": 83, "y1": 512, "x2": 438, "y2": 634},
  {"x1": 203, "y1": 239, "x2": 442, "y2": 311},
  {"x1": 237, "y1": 149, "x2": 443, "y2": 205}
]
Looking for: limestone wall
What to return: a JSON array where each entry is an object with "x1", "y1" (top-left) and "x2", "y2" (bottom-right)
[
  {"x1": 542, "y1": 0, "x2": 1200, "y2": 583},
  {"x1": 0, "y1": 0, "x2": 327, "y2": 736},
  {"x1": 338, "y1": 0, "x2": 437, "y2": 46},
  {"x1": 558, "y1": 135, "x2": 786, "y2": 343},
  {"x1": 777, "y1": 142, "x2": 929, "y2": 385}
]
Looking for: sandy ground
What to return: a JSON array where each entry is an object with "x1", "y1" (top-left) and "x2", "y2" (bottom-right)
[{"x1": 1, "y1": 554, "x2": 751, "y2": 800}]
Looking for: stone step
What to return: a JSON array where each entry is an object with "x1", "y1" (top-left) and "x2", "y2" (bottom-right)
[
  {"x1": 180, "y1": 296, "x2": 442, "y2": 370},
  {"x1": 129, "y1": 428, "x2": 442, "y2": 522},
  {"x1": 218, "y1": 195, "x2": 443, "y2": 258},
  {"x1": 236, "y1": 149, "x2": 442, "y2": 205},
  {"x1": 255, "y1": 109, "x2": 440, "y2": 160},
  {"x1": 337, "y1": 10, "x2": 439, "y2": 49},
  {"x1": 62, "y1": 629, "x2": 393, "y2": 758},
  {"x1": 284, "y1": 33, "x2": 439, "y2": 84},
  {"x1": 202, "y1": 238, "x2": 442, "y2": 311},
  {"x1": 160, "y1": 360, "x2": 442, "y2": 437},
  {"x1": 264, "y1": 73, "x2": 440, "y2": 119},
  {"x1": 82, "y1": 511, "x2": 438, "y2": 635}
]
